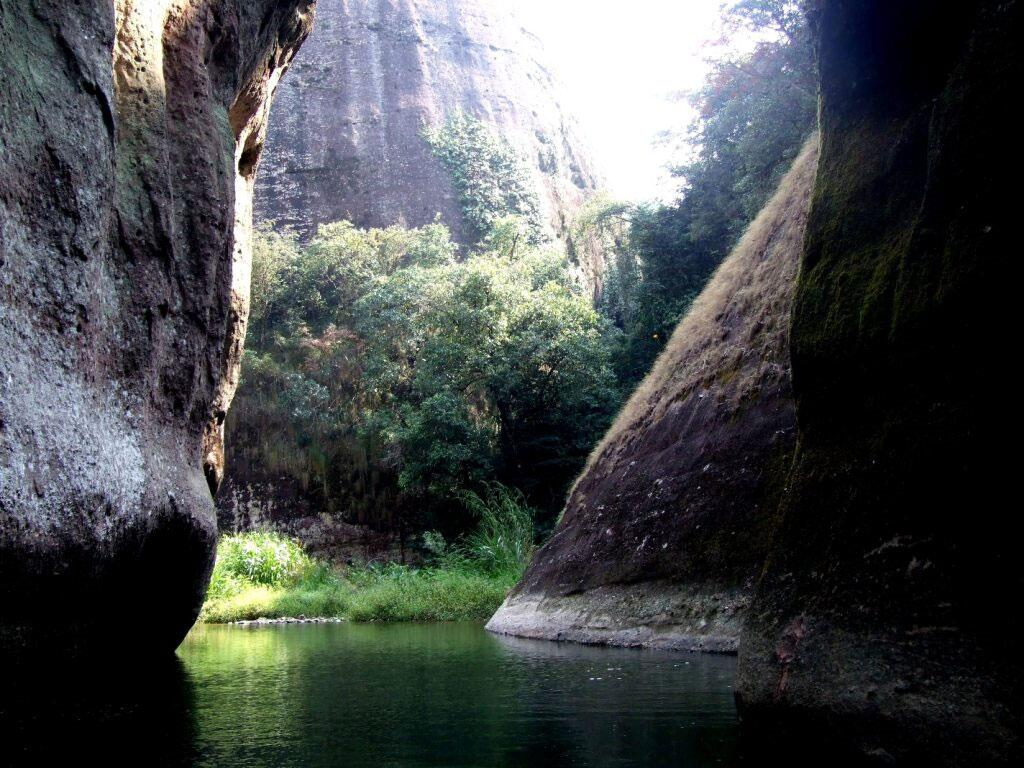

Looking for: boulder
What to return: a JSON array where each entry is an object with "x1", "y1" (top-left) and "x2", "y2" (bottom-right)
[
  {"x1": 487, "y1": 137, "x2": 819, "y2": 651},
  {"x1": 735, "y1": 1, "x2": 1022, "y2": 763}
]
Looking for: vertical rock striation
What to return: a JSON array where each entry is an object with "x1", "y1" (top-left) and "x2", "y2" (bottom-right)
[
  {"x1": 736, "y1": 1, "x2": 1022, "y2": 763},
  {"x1": 487, "y1": 137, "x2": 819, "y2": 651},
  {"x1": 254, "y1": 0, "x2": 599, "y2": 266},
  {"x1": 0, "y1": 0, "x2": 314, "y2": 654}
]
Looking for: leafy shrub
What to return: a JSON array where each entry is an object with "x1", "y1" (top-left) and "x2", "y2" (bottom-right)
[
  {"x1": 200, "y1": 523, "x2": 527, "y2": 624},
  {"x1": 202, "y1": 533, "x2": 349, "y2": 622},
  {"x1": 210, "y1": 531, "x2": 313, "y2": 594},
  {"x1": 421, "y1": 530, "x2": 450, "y2": 559},
  {"x1": 424, "y1": 111, "x2": 544, "y2": 246}
]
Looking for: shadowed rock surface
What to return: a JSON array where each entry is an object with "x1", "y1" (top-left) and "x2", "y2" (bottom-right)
[
  {"x1": 254, "y1": 0, "x2": 599, "y2": 262},
  {"x1": 487, "y1": 137, "x2": 819, "y2": 652},
  {"x1": 0, "y1": 0, "x2": 313, "y2": 654},
  {"x1": 735, "y1": 1, "x2": 1022, "y2": 764}
]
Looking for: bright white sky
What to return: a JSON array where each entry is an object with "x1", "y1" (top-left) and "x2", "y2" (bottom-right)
[{"x1": 515, "y1": 0, "x2": 725, "y2": 203}]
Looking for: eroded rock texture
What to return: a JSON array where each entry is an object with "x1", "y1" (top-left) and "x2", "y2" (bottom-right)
[
  {"x1": 736, "y1": 1, "x2": 1022, "y2": 763},
  {"x1": 487, "y1": 138, "x2": 819, "y2": 651},
  {"x1": 254, "y1": 0, "x2": 599, "y2": 262},
  {"x1": 0, "y1": 0, "x2": 313, "y2": 654}
]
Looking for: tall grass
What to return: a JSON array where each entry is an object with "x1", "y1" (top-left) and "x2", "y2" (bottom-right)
[
  {"x1": 200, "y1": 484, "x2": 537, "y2": 624},
  {"x1": 201, "y1": 531, "x2": 349, "y2": 623},
  {"x1": 341, "y1": 563, "x2": 512, "y2": 622},
  {"x1": 459, "y1": 484, "x2": 535, "y2": 579}
]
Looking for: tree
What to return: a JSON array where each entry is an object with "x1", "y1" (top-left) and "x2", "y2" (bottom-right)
[
  {"x1": 231, "y1": 218, "x2": 620, "y2": 538},
  {"x1": 587, "y1": 0, "x2": 817, "y2": 389},
  {"x1": 425, "y1": 111, "x2": 545, "y2": 247},
  {"x1": 355, "y1": 242, "x2": 620, "y2": 528},
  {"x1": 248, "y1": 223, "x2": 299, "y2": 348}
]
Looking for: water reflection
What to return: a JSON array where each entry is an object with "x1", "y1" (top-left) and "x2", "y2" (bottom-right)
[
  {"x1": 2, "y1": 623, "x2": 739, "y2": 767},
  {"x1": 180, "y1": 622, "x2": 738, "y2": 767},
  {"x1": 2, "y1": 653, "x2": 198, "y2": 766}
]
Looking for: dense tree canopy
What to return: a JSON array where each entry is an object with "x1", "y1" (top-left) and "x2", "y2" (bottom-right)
[
  {"x1": 230, "y1": 0, "x2": 817, "y2": 543},
  {"x1": 235, "y1": 217, "x2": 620, "y2": 538}
]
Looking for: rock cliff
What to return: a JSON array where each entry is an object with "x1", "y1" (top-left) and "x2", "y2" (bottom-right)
[
  {"x1": 0, "y1": 0, "x2": 313, "y2": 654},
  {"x1": 219, "y1": 0, "x2": 604, "y2": 541},
  {"x1": 492, "y1": 0, "x2": 1020, "y2": 761},
  {"x1": 254, "y1": 0, "x2": 599, "y2": 262},
  {"x1": 736, "y1": 1, "x2": 1022, "y2": 763},
  {"x1": 487, "y1": 137, "x2": 819, "y2": 651}
]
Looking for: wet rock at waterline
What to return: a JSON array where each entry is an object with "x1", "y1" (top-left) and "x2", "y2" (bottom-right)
[
  {"x1": 0, "y1": 0, "x2": 314, "y2": 654},
  {"x1": 487, "y1": 137, "x2": 820, "y2": 652},
  {"x1": 735, "y1": 1, "x2": 1022, "y2": 763}
]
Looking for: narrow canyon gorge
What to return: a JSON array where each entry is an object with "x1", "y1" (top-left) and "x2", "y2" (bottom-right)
[{"x1": 0, "y1": 0, "x2": 1019, "y2": 763}]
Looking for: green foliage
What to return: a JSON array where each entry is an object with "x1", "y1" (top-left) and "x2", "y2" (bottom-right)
[
  {"x1": 580, "y1": 0, "x2": 817, "y2": 388},
  {"x1": 420, "y1": 530, "x2": 451, "y2": 560},
  {"x1": 459, "y1": 484, "x2": 536, "y2": 580},
  {"x1": 200, "y1": 528, "x2": 521, "y2": 624},
  {"x1": 225, "y1": 0, "x2": 814, "y2": 562},
  {"x1": 202, "y1": 532, "x2": 351, "y2": 623},
  {"x1": 355, "y1": 245, "x2": 620, "y2": 521},
  {"x1": 229, "y1": 220, "x2": 462, "y2": 524},
  {"x1": 231, "y1": 215, "x2": 621, "y2": 542},
  {"x1": 209, "y1": 531, "x2": 314, "y2": 593},
  {"x1": 390, "y1": 392, "x2": 497, "y2": 501},
  {"x1": 342, "y1": 564, "x2": 512, "y2": 623},
  {"x1": 678, "y1": 0, "x2": 816, "y2": 237},
  {"x1": 262, "y1": 219, "x2": 457, "y2": 338},
  {"x1": 249, "y1": 223, "x2": 300, "y2": 347},
  {"x1": 425, "y1": 111, "x2": 544, "y2": 247}
]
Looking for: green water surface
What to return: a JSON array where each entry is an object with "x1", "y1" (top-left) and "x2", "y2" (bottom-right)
[{"x1": 7, "y1": 622, "x2": 738, "y2": 767}]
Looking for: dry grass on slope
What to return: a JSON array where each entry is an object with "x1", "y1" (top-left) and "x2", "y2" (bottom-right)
[{"x1": 576, "y1": 134, "x2": 821, "y2": 488}]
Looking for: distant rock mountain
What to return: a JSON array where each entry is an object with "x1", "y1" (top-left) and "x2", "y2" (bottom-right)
[{"x1": 256, "y1": 0, "x2": 600, "y2": 270}]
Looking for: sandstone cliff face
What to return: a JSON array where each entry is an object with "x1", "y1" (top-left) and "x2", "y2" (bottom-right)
[
  {"x1": 219, "y1": 0, "x2": 603, "y2": 539},
  {"x1": 736, "y1": 1, "x2": 1022, "y2": 763},
  {"x1": 487, "y1": 138, "x2": 819, "y2": 652},
  {"x1": 254, "y1": 0, "x2": 598, "y2": 260},
  {"x1": 0, "y1": 0, "x2": 313, "y2": 654}
]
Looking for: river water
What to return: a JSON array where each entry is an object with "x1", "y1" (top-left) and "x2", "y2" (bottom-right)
[{"x1": 6, "y1": 622, "x2": 738, "y2": 767}]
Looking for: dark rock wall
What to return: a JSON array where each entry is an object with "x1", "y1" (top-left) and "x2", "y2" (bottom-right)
[
  {"x1": 254, "y1": 0, "x2": 599, "y2": 261},
  {"x1": 736, "y1": 1, "x2": 1022, "y2": 763},
  {"x1": 486, "y1": 138, "x2": 819, "y2": 651},
  {"x1": 0, "y1": 0, "x2": 313, "y2": 654},
  {"x1": 490, "y1": 1, "x2": 1021, "y2": 759}
]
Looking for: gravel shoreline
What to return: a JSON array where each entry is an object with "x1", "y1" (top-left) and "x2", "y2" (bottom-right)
[{"x1": 229, "y1": 616, "x2": 345, "y2": 626}]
